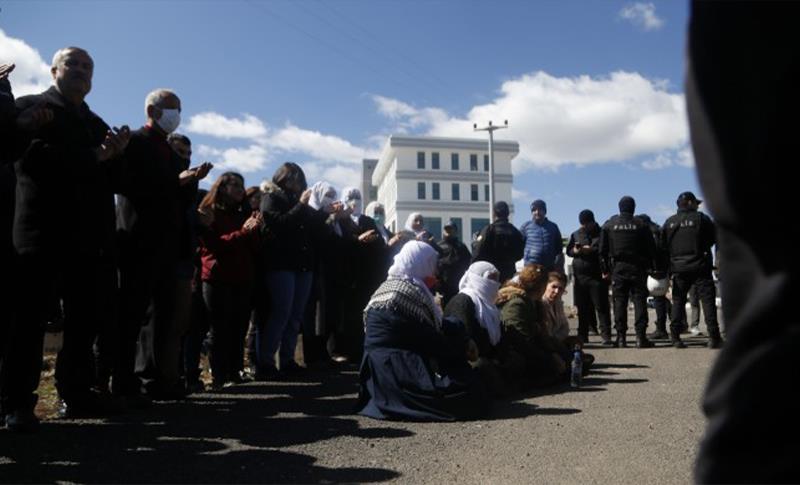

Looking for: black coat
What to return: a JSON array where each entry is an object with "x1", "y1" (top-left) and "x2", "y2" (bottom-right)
[
  {"x1": 443, "y1": 293, "x2": 494, "y2": 357},
  {"x1": 599, "y1": 213, "x2": 657, "y2": 276},
  {"x1": 472, "y1": 219, "x2": 525, "y2": 282},
  {"x1": 662, "y1": 208, "x2": 716, "y2": 274},
  {"x1": 566, "y1": 223, "x2": 602, "y2": 281},
  {"x1": 13, "y1": 87, "x2": 120, "y2": 256},
  {"x1": 259, "y1": 182, "x2": 328, "y2": 272},
  {"x1": 437, "y1": 235, "x2": 471, "y2": 302}
]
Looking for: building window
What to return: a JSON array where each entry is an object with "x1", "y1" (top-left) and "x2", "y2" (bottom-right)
[
  {"x1": 432, "y1": 182, "x2": 440, "y2": 200},
  {"x1": 451, "y1": 153, "x2": 459, "y2": 170},
  {"x1": 432, "y1": 152, "x2": 440, "y2": 169},
  {"x1": 417, "y1": 151, "x2": 425, "y2": 169},
  {"x1": 484, "y1": 184, "x2": 489, "y2": 201},
  {"x1": 370, "y1": 187, "x2": 378, "y2": 201},
  {"x1": 470, "y1": 154, "x2": 478, "y2": 171},
  {"x1": 484, "y1": 154, "x2": 489, "y2": 171},
  {"x1": 452, "y1": 183, "x2": 460, "y2": 201},
  {"x1": 427, "y1": 217, "x2": 442, "y2": 242},
  {"x1": 471, "y1": 218, "x2": 490, "y2": 238},
  {"x1": 471, "y1": 184, "x2": 479, "y2": 201},
  {"x1": 417, "y1": 182, "x2": 426, "y2": 200}
]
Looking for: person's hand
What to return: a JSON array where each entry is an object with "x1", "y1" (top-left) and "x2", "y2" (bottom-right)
[
  {"x1": 0, "y1": 63, "x2": 15, "y2": 81},
  {"x1": 197, "y1": 207, "x2": 214, "y2": 227},
  {"x1": 465, "y1": 339, "x2": 479, "y2": 362},
  {"x1": 326, "y1": 200, "x2": 344, "y2": 215},
  {"x1": 16, "y1": 102, "x2": 54, "y2": 131},
  {"x1": 193, "y1": 162, "x2": 213, "y2": 180},
  {"x1": 300, "y1": 189, "x2": 312, "y2": 205},
  {"x1": 388, "y1": 234, "x2": 403, "y2": 247},
  {"x1": 242, "y1": 214, "x2": 261, "y2": 232},
  {"x1": 358, "y1": 229, "x2": 377, "y2": 243},
  {"x1": 95, "y1": 125, "x2": 131, "y2": 162}
]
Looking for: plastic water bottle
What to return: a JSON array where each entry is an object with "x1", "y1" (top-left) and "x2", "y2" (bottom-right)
[{"x1": 570, "y1": 348, "x2": 583, "y2": 388}]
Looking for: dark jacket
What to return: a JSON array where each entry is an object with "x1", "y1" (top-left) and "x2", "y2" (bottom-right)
[
  {"x1": 13, "y1": 86, "x2": 120, "y2": 256},
  {"x1": 116, "y1": 125, "x2": 196, "y2": 261},
  {"x1": 566, "y1": 222, "x2": 602, "y2": 280},
  {"x1": 662, "y1": 208, "x2": 716, "y2": 274},
  {"x1": 437, "y1": 235, "x2": 471, "y2": 302},
  {"x1": 444, "y1": 293, "x2": 494, "y2": 357},
  {"x1": 259, "y1": 181, "x2": 328, "y2": 272},
  {"x1": 199, "y1": 206, "x2": 260, "y2": 284},
  {"x1": 599, "y1": 213, "x2": 657, "y2": 275},
  {"x1": 472, "y1": 219, "x2": 525, "y2": 282}
]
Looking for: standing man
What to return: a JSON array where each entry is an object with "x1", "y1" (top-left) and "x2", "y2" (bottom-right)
[
  {"x1": 599, "y1": 196, "x2": 657, "y2": 348},
  {"x1": 520, "y1": 199, "x2": 564, "y2": 272},
  {"x1": 567, "y1": 210, "x2": 612, "y2": 345},
  {"x1": 437, "y1": 219, "x2": 472, "y2": 306},
  {"x1": 5, "y1": 47, "x2": 129, "y2": 426},
  {"x1": 662, "y1": 191, "x2": 722, "y2": 349},
  {"x1": 115, "y1": 89, "x2": 210, "y2": 401},
  {"x1": 637, "y1": 213, "x2": 671, "y2": 340},
  {"x1": 472, "y1": 201, "x2": 524, "y2": 283}
]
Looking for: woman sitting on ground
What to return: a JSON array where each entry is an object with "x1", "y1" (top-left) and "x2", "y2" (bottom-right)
[
  {"x1": 356, "y1": 241, "x2": 489, "y2": 421},
  {"x1": 495, "y1": 264, "x2": 566, "y2": 389},
  {"x1": 540, "y1": 272, "x2": 595, "y2": 371}
]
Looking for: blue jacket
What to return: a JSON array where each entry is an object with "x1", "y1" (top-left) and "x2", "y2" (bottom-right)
[{"x1": 519, "y1": 218, "x2": 563, "y2": 271}]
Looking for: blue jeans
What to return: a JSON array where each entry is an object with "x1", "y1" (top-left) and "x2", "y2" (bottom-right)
[{"x1": 256, "y1": 271, "x2": 313, "y2": 371}]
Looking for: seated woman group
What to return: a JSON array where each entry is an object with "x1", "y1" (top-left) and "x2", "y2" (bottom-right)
[{"x1": 355, "y1": 244, "x2": 594, "y2": 421}]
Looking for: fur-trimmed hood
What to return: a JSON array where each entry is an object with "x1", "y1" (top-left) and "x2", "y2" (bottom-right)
[
  {"x1": 495, "y1": 284, "x2": 527, "y2": 306},
  {"x1": 260, "y1": 180, "x2": 284, "y2": 196}
]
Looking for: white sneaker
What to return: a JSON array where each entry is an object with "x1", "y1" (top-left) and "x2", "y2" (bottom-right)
[{"x1": 690, "y1": 326, "x2": 702, "y2": 336}]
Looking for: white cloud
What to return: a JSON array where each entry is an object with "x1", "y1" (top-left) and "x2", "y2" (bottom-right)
[
  {"x1": 185, "y1": 112, "x2": 268, "y2": 140},
  {"x1": 375, "y1": 71, "x2": 688, "y2": 173},
  {"x1": 511, "y1": 188, "x2": 531, "y2": 202},
  {"x1": 642, "y1": 145, "x2": 694, "y2": 170},
  {"x1": 371, "y1": 95, "x2": 450, "y2": 134},
  {"x1": 619, "y1": 3, "x2": 665, "y2": 31},
  {"x1": 301, "y1": 162, "x2": 362, "y2": 193},
  {"x1": 196, "y1": 143, "x2": 269, "y2": 174},
  {"x1": 0, "y1": 29, "x2": 52, "y2": 97},
  {"x1": 270, "y1": 123, "x2": 375, "y2": 164}
]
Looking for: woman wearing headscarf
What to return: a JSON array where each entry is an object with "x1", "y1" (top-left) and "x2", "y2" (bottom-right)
[
  {"x1": 540, "y1": 272, "x2": 595, "y2": 370},
  {"x1": 356, "y1": 241, "x2": 489, "y2": 421},
  {"x1": 403, "y1": 212, "x2": 437, "y2": 246},
  {"x1": 256, "y1": 164, "x2": 331, "y2": 379}
]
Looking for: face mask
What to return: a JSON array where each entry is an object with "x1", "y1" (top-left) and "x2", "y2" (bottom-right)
[
  {"x1": 373, "y1": 214, "x2": 385, "y2": 226},
  {"x1": 347, "y1": 198, "x2": 363, "y2": 216},
  {"x1": 157, "y1": 108, "x2": 181, "y2": 134}
]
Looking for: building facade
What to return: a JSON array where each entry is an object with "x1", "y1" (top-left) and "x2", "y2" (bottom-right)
[{"x1": 370, "y1": 135, "x2": 519, "y2": 245}]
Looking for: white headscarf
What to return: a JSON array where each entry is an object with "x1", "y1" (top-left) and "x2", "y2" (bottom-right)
[
  {"x1": 365, "y1": 201, "x2": 390, "y2": 242},
  {"x1": 458, "y1": 261, "x2": 502, "y2": 345},
  {"x1": 387, "y1": 241, "x2": 442, "y2": 322},
  {"x1": 308, "y1": 181, "x2": 337, "y2": 211},
  {"x1": 341, "y1": 187, "x2": 363, "y2": 224},
  {"x1": 404, "y1": 212, "x2": 425, "y2": 236}
]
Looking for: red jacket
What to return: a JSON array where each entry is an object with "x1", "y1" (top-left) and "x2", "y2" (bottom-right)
[{"x1": 199, "y1": 207, "x2": 260, "y2": 284}]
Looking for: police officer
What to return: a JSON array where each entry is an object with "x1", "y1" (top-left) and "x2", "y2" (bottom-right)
[
  {"x1": 472, "y1": 201, "x2": 525, "y2": 283},
  {"x1": 637, "y1": 214, "x2": 671, "y2": 340},
  {"x1": 600, "y1": 196, "x2": 657, "y2": 348},
  {"x1": 661, "y1": 191, "x2": 722, "y2": 349},
  {"x1": 566, "y1": 209, "x2": 612, "y2": 344}
]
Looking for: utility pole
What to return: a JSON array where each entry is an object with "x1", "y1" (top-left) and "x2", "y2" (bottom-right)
[{"x1": 474, "y1": 120, "x2": 508, "y2": 221}]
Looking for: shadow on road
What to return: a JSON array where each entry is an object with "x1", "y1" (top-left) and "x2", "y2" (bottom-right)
[{"x1": 0, "y1": 365, "x2": 405, "y2": 483}]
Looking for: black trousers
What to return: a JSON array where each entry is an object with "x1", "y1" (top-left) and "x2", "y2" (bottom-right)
[
  {"x1": 202, "y1": 281, "x2": 252, "y2": 383},
  {"x1": 689, "y1": 2, "x2": 799, "y2": 481},
  {"x1": 670, "y1": 271, "x2": 718, "y2": 335},
  {"x1": 573, "y1": 274, "x2": 611, "y2": 337},
  {"x1": 7, "y1": 252, "x2": 104, "y2": 406},
  {"x1": 610, "y1": 265, "x2": 649, "y2": 335},
  {"x1": 652, "y1": 295, "x2": 670, "y2": 327}
]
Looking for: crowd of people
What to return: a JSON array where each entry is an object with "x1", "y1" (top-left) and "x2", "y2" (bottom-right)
[{"x1": 0, "y1": 46, "x2": 722, "y2": 433}]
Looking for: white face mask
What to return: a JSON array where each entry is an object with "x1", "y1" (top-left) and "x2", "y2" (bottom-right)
[{"x1": 157, "y1": 108, "x2": 181, "y2": 134}]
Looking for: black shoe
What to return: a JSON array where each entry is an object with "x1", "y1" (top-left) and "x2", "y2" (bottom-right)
[
  {"x1": 58, "y1": 392, "x2": 124, "y2": 419},
  {"x1": 671, "y1": 335, "x2": 687, "y2": 349},
  {"x1": 280, "y1": 361, "x2": 305, "y2": 374},
  {"x1": 636, "y1": 336, "x2": 655, "y2": 348},
  {"x1": 5, "y1": 410, "x2": 40, "y2": 433},
  {"x1": 120, "y1": 392, "x2": 152, "y2": 410},
  {"x1": 649, "y1": 329, "x2": 669, "y2": 340},
  {"x1": 578, "y1": 334, "x2": 589, "y2": 344},
  {"x1": 707, "y1": 333, "x2": 724, "y2": 349},
  {"x1": 146, "y1": 385, "x2": 188, "y2": 401},
  {"x1": 600, "y1": 334, "x2": 616, "y2": 347},
  {"x1": 616, "y1": 334, "x2": 627, "y2": 348}
]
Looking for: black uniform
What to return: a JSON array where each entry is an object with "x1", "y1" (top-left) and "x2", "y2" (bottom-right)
[
  {"x1": 566, "y1": 222, "x2": 612, "y2": 340},
  {"x1": 472, "y1": 218, "x2": 524, "y2": 283},
  {"x1": 661, "y1": 207, "x2": 719, "y2": 341},
  {"x1": 599, "y1": 213, "x2": 657, "y2": 342},
  {"x1": 638, "y1": 214, "x2": 671, "y2": 335},
  {"x1": 437, "y1": 234, "x2": 471, "y2": 306}
]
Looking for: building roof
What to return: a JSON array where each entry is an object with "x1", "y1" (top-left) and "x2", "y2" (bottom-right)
[{"x1": 372, "y1": 135, "x2": 520, "y2": 186}]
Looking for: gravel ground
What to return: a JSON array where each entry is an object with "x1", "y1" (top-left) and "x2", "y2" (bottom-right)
[{"x1": 0, "y1": 309, "x2": 718, "y2": 484}]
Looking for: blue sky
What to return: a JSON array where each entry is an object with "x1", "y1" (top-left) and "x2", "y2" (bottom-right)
[{"x1": 1, "y1": 0, "x2": 698, "y2": 233}]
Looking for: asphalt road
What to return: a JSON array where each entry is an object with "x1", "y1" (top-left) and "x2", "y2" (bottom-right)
[{"x1": 0, "y1": 310, "x2": 718, "y2": 484}]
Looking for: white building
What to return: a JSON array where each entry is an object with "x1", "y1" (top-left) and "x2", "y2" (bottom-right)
[{"x1": 370, "y1": 135, "x2": 519, "y2": 244}]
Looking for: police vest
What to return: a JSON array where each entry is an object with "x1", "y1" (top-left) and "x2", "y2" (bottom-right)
[
  {"x1": 608, "y1": 216, "x2": 645, "y2": 263},
  {"x1": 665, "y1": 211, "x2": 703, "y2": 260}
]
